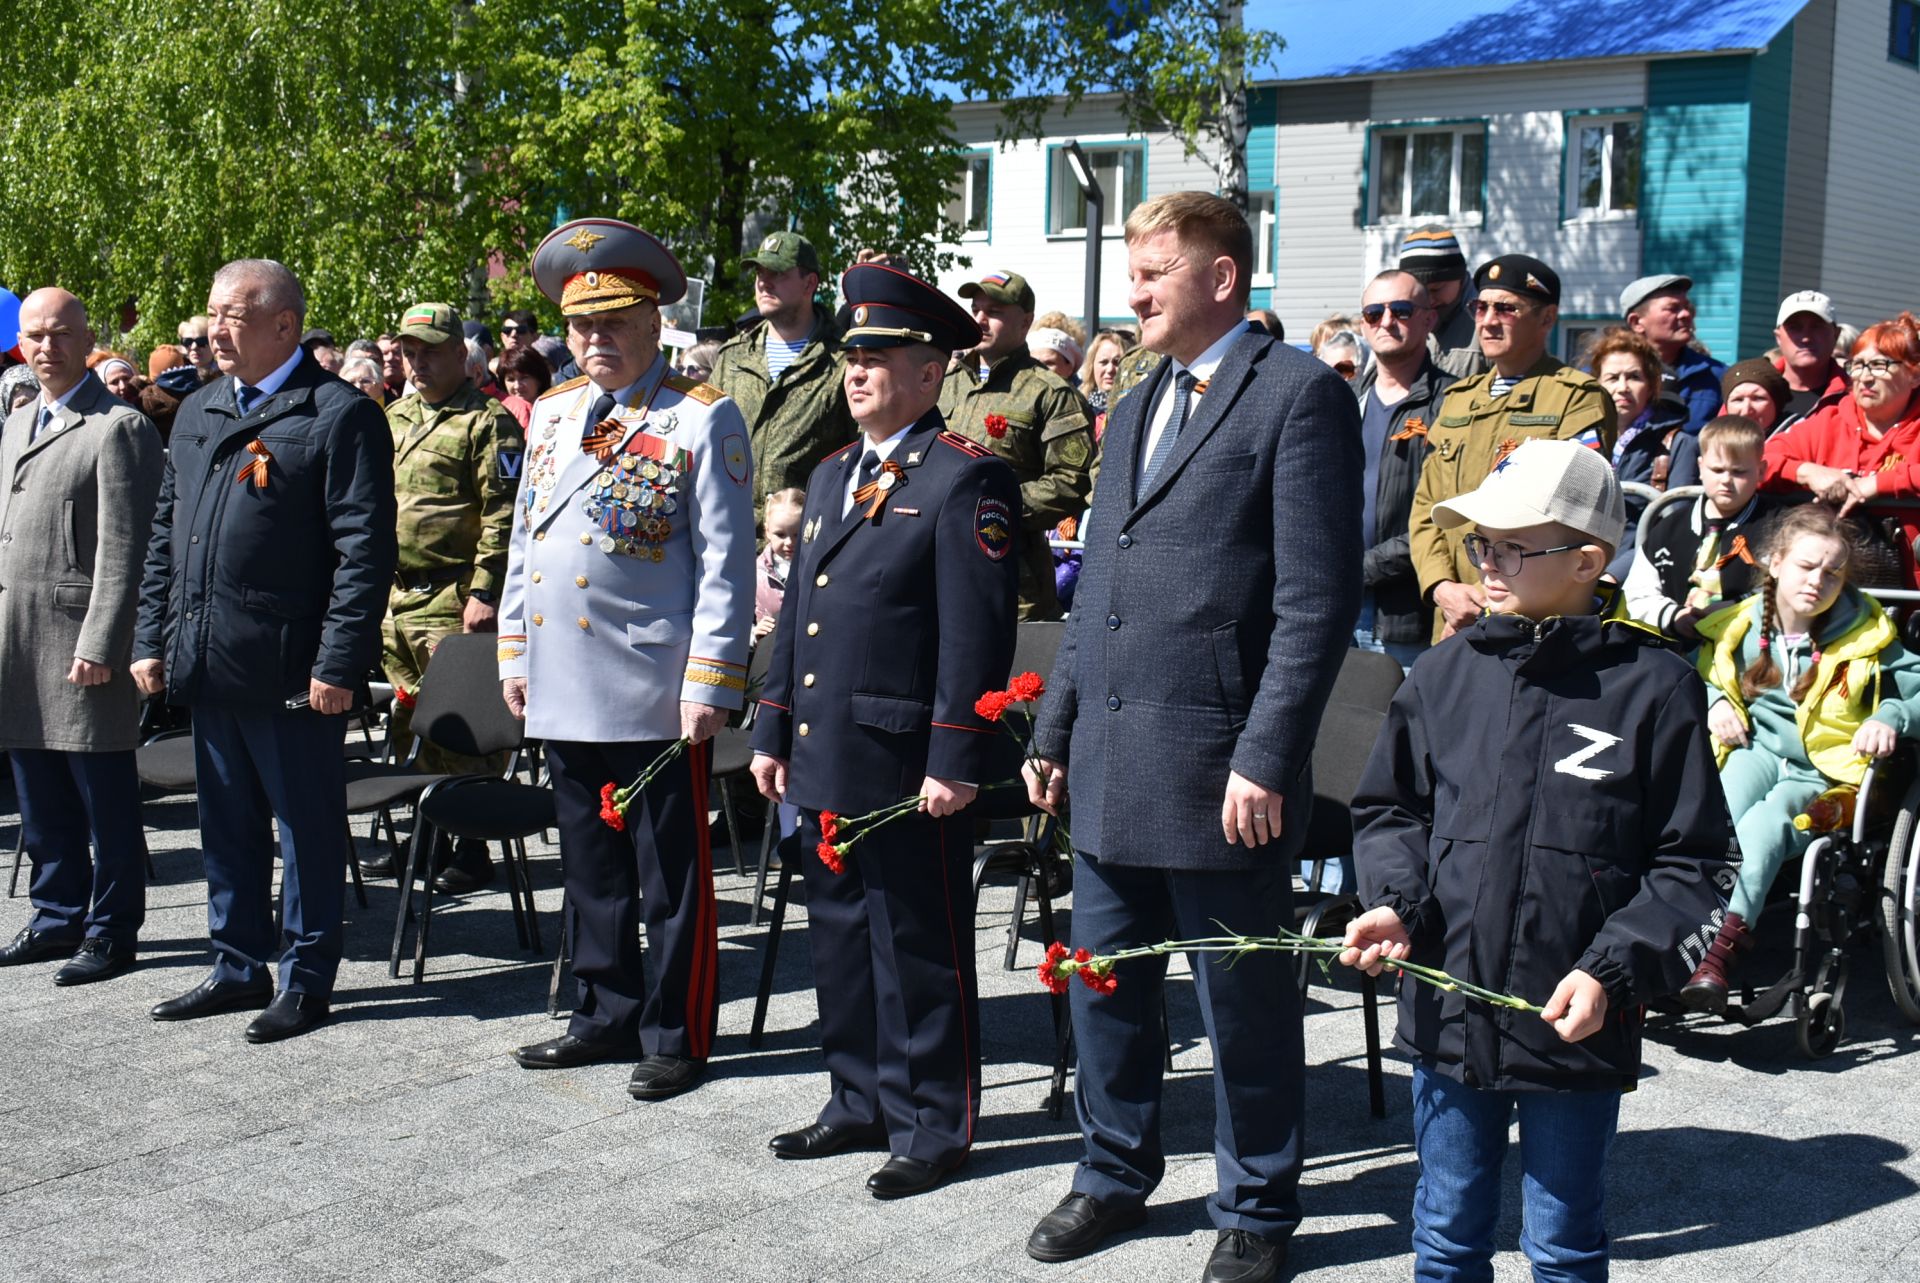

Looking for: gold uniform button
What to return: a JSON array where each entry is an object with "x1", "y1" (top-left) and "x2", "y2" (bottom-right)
[
  {"x1": 816, "y1": 573, "x2": 829, "y2": 587},
  {"x1": 579, "y1": 532, "x2": 592, "y2": 545},
  {"x1": 576, "y1": 575, "x2": 589, "y2": 588},
  {"x1": 806, "y1": 622, "x2": 820, "y2": 636},
  {"x1": 578, "y1": 616, "x2": 590, "y2": 630},
  {"x1": 532, "y1": 571, "x2": 542, "y2": 583},
  {"x1": 534, "y1": 531, "x2": 545, "y2": 541},
  {"x1": 803, "y1": 673, "x2": 815, "y2": 687},
  {"x1": 532, "y1": 614, "x2": 544, "y2": 626},
  {"x1": 798, "y1": 723, "x2": 810, "y2": 737}
]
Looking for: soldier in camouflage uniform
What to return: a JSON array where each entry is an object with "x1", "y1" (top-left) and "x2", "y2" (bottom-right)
[
  {"x1": 1409, "y1": 256, "x2": 1617, "y2": 644},
  {"x1": 938, "y1": 270, "x2": 1095, "y2": 620},
  {"x1": 708, "y1": 231, "x2": 856, "y2": 526},
  {"x1": 370, "y1": 302, "x2": 524, "y2": 886}
]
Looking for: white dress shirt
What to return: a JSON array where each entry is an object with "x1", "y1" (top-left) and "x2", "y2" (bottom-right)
[
  {"x1": 30, "y1": 378, "x2": 88, "y2": 442},
  {"x1": 842, "y1": 423, "x2": 914, "y2": 517},
  {"x1": 232, "y1": 346, "x2": 305, "y2": 406},
  {"x1": 1137, "y1": 322, "x2": 1254, "y2": 470}
]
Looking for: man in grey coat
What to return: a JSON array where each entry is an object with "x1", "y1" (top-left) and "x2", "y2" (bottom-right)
[
  {"x1": 1023, "y1": 193, "x2": 1362, "y2": 1283},
  {"x1": 0, "y1": 288, "x2": 163, "y2": 984}
]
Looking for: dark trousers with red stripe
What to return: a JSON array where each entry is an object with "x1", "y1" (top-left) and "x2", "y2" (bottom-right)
[
  {"x1": 801, "y1": 807, "x2": 979, "y2": 1166},
  {"x1": 546, "y1": 739, "x2": 717, "y2": 1059}
]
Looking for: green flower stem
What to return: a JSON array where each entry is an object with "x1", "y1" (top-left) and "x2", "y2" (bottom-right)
[{"x1": 613, "y1": 737, "x2": 689, "y2": 809}]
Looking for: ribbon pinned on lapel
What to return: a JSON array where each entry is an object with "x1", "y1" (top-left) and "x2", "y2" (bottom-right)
[
  {"x1": 851, "y1": 460, "x2": 906, "y2": 521},
  {"x1": 581, "y1": 417, "x2": 625, "y2": 463},
  {"x1": 235, "y1": 439, "x2": 272, "y2": 488}
]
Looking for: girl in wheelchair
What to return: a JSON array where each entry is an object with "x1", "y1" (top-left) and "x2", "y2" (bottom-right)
[{"x1": 1686, "y1": 503, "x2": 1920, "y2": 1010}]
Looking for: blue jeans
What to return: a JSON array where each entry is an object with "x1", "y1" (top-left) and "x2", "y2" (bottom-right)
[
  {"x1": 1410, "y1": 1065, "x2": 1620, "y2": 1283},
  {"x1": 1353, "y1": 592, "x2": 1426, "y2": 672}
]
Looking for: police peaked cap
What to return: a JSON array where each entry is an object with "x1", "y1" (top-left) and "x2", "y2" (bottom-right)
[{"x1": 839, "y1": 264, "x2": 978, "y2": 353}]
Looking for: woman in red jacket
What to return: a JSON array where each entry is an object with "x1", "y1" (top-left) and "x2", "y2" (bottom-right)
[{"x1": 1764, "y1": 312, "x2": 1920, "y2": 586}]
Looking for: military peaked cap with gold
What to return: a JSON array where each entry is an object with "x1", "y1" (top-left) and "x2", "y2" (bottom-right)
[
  {"x1": 1473, "y1": 253, "x2": 1561, "y2": 306},
  {"x1": 532, "y1": 218, "x2": 688, "y2": 316},
  {"x1": 839, "y1": 263, "x2": 978, "y2": 353}
]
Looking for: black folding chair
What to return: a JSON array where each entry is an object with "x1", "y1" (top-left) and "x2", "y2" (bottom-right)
[
  {"x1": 387, "y1": 634, "x2": 555, "y2": 982},
  {"x1": 708, "y1": 643, "x2": 775, "y2": 880}
]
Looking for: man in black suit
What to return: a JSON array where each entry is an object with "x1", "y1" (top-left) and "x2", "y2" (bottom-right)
[
  {"x1": 750, "y1": 264, "x2": 1019, "y2": 1201},
  {"x1": 1024, "y1": 193, "x2": 1363, "y2": 1282},
  {"x1": 133, "y1": 258, "x2": 397, "y2": 1043}
]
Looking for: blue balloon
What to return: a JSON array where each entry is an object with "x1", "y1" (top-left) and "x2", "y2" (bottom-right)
[{"x1": 0, "y1": 287, "x2": 18, "y2": 353}]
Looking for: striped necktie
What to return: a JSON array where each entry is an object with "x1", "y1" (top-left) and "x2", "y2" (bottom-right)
[{"x1": 1137, "y1": 371, "x2": 1198, "y2": 501}]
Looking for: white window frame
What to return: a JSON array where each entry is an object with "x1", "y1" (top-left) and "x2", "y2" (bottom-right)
[
  {"x1": 947, "y1": 151, "x2": 992, "y2": 241},
  {"x1": 1249, "y1": 190, "x2": 1277, "y2": 287},
  {"x1": 1557, "y1": 318, "x2": 1611, "y2": 366},
  {"x1": 1367, "y1": 124, "x2": 1485, "y2": 227},
  {"x1": 1565, "y1": 113, "x2": 1643, "y2": 222},
  {"x1": 1047, "y1": 143, "x2": 1145, "y2": 238}
]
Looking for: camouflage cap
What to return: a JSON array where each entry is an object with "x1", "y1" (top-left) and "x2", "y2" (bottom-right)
[
  {"x1": 742, "y1": 230, "x2": 820, "y2": 276},
  {"x1": 396, "y1": 302, "x2": 461, "y2": 345},
  {"x1": 958, "y1": 270, "x2": 1036, "y2": 312}
]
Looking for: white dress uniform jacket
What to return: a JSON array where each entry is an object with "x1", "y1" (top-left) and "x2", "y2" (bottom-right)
[{"x1": 498, "y1": 354, "x2": 755, "y2": 742}]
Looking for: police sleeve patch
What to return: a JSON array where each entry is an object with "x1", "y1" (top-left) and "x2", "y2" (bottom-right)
[
  {"x1": 975, "y1": 496, "x2": 1013, "y2": 560},
  {"x1": 722, "y1": 433, "x2": 749, "y2": 486},
  {"x1": 497, "y1": 449, "x2": 525, "y2": 481}
]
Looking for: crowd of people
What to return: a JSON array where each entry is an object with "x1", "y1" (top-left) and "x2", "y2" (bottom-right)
[{"x1": 2, "y1": 193, "x2": 1919, "y2": 1283}]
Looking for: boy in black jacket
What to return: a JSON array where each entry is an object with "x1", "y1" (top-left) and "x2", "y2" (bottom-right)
[{"x1": 1341, "y1": 439, "x2": 1734, "y2": 1283}]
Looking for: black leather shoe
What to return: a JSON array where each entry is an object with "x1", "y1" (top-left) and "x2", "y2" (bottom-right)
[
  {"x1": 866, "y1": 1154, "x2": 964, "y2": 1200},
  {"x1": 627, "y1": 1054, "x2": 705, "y2": 1100},
  {"x1": 356, "y1": 846, "x2": 405, "y2": 879},
  {"x1": 53, "y1": 938, "x2": 135, "y2": 986},
  {"x1": 1201, "y1": 1229, "x2": 1289, "y2": 1283},
  {"x1": 1026, "y1": 1191, "x2": 1148, "y2": 1262},
  {"x1": 0, "y1": 926, "x2": 82, "y2": 967},
  {"x1": 512, "y1": 1034, "x2": 639, "y2": 1070},
  {"x1": 769, "y1": 1121, "x2": 888, "y2": 1160},
  {"x1": 244, "y1": 992, "x2": 331, "y2": 1043},
  {"x1": 151, "y1": 974, "x2": 273, "y2": 1021},
  {"x1": 434, "y1": 840, "x2": 496, "y2": 894}
]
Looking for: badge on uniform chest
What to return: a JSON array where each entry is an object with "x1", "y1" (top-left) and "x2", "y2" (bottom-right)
[{"x1": 585, "y1": 430, "x2": 690, "y2": 561}]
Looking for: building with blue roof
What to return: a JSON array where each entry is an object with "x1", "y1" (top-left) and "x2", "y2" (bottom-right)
[{"x1": 935, "y1": 0, "x2": 1920, "y2": 364}]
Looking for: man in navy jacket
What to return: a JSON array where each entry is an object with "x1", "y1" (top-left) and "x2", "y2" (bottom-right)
[
  {"x1": 1025, "y1": 193, "x2": 1362, "y2": 1283},
  {"x1": 134, "y1": 258, "x2": 396, "y2": 1043}
]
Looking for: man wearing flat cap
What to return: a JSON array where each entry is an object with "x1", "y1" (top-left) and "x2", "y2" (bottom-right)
[
  {"x1": 939, "y1": 269, "x2": 1094, "y2": 620},
  {"x1": 1622, "y1": 273, "x2": 1725, "y2": 430},
  {"x1": 709, "y1": 231, "x2": 857, "y2": 524},
  {"x1": 499, "y1": 218, "x2": 756, "y2": 1100},
  {"x1": 750, "y1": 264, "x2": 1020, "y2": 1201},
  {"x1": 1410, "y1": 254, "x2": 1616, "y2": 643},
  {"x1": 370, "y1": 301, "x2": 524, "y2": 888}
]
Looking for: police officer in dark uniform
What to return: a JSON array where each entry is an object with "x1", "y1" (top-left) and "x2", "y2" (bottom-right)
[{"x1": 750, "y1": 264, "x2": 1019, "y2": 1201}]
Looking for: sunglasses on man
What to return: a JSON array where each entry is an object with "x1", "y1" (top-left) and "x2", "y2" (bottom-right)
[
  {"x1": 1468, "y1": 299, "x2": 1535, "y2": 320},
  {"x1": 1360, "y1": 301, "x2": 1429, "y2": 326}
]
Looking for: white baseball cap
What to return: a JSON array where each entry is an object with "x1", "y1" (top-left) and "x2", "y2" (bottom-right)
[
  {"x1": 1776, "y1": 289, "x2": 1837, "y2": 327},
  {"x1": 1433, "y1": 439, "x2": 1626, "y2": 550}
]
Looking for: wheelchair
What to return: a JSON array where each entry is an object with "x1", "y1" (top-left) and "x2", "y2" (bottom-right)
[
  {"x1": 1709, "y1": 749, "x2": 1920, "y2": 1057},
  {"x1": 1627, "y1": 485, "x2": 1920, "y2": 1055}
]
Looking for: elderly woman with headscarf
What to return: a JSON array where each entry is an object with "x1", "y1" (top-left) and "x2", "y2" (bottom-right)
[
  {"x1": 1, "y1": 363, "x2": 39, "y2": 416},
  {"x1": 92, "y1": 354, "x2": 140, "y2": 402},
  {"x1": 1719, "y1": 357, "x2": 1791, "y2": 436}
]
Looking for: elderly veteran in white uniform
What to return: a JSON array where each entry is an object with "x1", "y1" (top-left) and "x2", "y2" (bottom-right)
[{"x1": 499, "y1": 218, "x2": 756, "y2": 1100}]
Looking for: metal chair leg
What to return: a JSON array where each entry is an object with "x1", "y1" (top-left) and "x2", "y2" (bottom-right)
[
  {"x1": 516, "y1": 838, "x2": 543, "y2": 954},
  {"x1": 1363, "y1": 971, "x2": 1386, "y2": 1119},
  {"x1": 750, "y1": 799, "x2": 778, "y2": 927},
  {"x1": 389, "y1": 820, "x2": 430, "y2": 978},
  {"x1": 343, "y1": 820, "x2": 367, "y2": 909},
  {"x1": 1003, "y1": 870, "x2": 1033, "y2": 971},
  {"x1": 749, "y1": 859, "x2": 796, "y2": 1049},
  {"x1": 501, "y1": 839, "x2": 529, "y2": 950},
  {"x1": 9, "y1": 827, "x2": 24, "y2": 898},
  {"x1": 548, "y1": 894, "x2": 571, "y2": 1019},
  {"x1": 719, "y1": 776, "x2": 747, "y2": 878}
]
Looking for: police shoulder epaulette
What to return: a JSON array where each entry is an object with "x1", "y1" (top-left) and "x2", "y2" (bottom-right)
[
  {"x1": 538, "y1": 375, "x2": 591, "y2": 401},
  {"x1": 666, "y1": 374, "x2": 724, "y2": 404},
  {"x1": 824, "y1": 440, "x2": 860, "y2": 462},
  {"x1": 939, "y1": 430, "x2": 993, "y2": 459}
]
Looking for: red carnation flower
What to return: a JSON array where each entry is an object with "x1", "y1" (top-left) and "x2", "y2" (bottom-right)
[
  {"x1": 393, "y1": 684, "x2": 417, "y2": 710},
  {"x1": 1037, "y1": 941, "x2": 1072, "y2": 994},
  {"x1": 1078, "y1": 955, "x2": 1118, "y2": 995},
  {"x1": 1007, "y1": 671, "x2": 1045, "y2": 703},
  {"x1": 984, "y1": 413, "x2": 1009, "y2": 440},
  {"x1": 816, "y1": 839, "x2": 845, "y2": 875},
  {"x1": 598, "y1": 781, "x2": 627, "y2": 832},
  {"x1": 819, "y1": 810, "x2": 840, "y2": 844},
  {"x1": 975, "y1": 690, "x2": 1013, "y2": 722}
]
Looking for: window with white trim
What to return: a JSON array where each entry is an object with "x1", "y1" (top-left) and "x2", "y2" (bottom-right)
[
  {"x1": 1048, "y1": 145, "x2": 1144, "y2": 236},
  {"x1": 1370, "y1": 126, "x2": 1484, "y2": 224},
  {"x1": 1567, "y1": 115, "x2": 1642, "y2": 219},
  {"x1": 1249, "y1": 190, "x2": 1276, "y2": 286},
  {"x1": 1558, "y1": 320, "x2": 1611, "y2": 366},
  {"x1": 946, "y1": 153, "x2": 991, "y2": 238}
]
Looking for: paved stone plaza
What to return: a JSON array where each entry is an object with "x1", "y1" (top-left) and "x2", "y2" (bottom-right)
[{"x1": 3, "y1": 785, "x2": 1919, "y2": 1283}]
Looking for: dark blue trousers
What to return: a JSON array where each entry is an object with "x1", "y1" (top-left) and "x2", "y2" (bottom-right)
[
  {"x1": 546, "y1": 739, "x2": 718, "y2": 1059},
  {"x1": 1069, "y1": 850, "x2": 1305, "y2": 1239},
  {"x1": 801, "y1": 807, "x2": 979, "y2": 1166},
  {"x1": 192, "y1": 706, "x2": 347, "y2": 995},
  {"x1": 10, "y1": 748, "x2": 147, "y2": 944}
]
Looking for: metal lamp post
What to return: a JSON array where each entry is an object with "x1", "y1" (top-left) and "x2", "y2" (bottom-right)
[{"x1": 1064, "y1": 141, "x2": 1105, "y2": 342}]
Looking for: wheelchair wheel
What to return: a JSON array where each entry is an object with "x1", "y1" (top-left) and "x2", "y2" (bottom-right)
[
  {"x1": 1880, "y1": 780, "x2": 1920, "y2": 1024},
  {"x1": 1797, "y1": 991, "x2": 1846, "y2": 1058}
]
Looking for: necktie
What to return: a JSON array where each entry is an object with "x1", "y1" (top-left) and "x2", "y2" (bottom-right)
[
  {"x1": 31, "y1": 405, "x2": 52, "y2": 443},
  {"x1": 848, "y1": 449, "x2": 881, "y2": 518},
  {"x1": 1137, "y1": 371, "x2": 1198, "y2": 500},
  {"x1": 584, "y1": 392, "x2": 616, "y2": 436},
  {"x1": 236, "y1": 384, "x2": 263, "y2": 416}
]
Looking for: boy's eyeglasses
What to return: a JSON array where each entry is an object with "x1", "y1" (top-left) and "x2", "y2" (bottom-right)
[
  {"x1": 1469, "y1": 299, "x2": 1533, "y2": 319},
  {"x1": 1463, "y1": 532, "x2": 1580, "y2": 576},
  {"x1": 1360, "y1": 301, "x2": 1425, "y2": 325}
]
